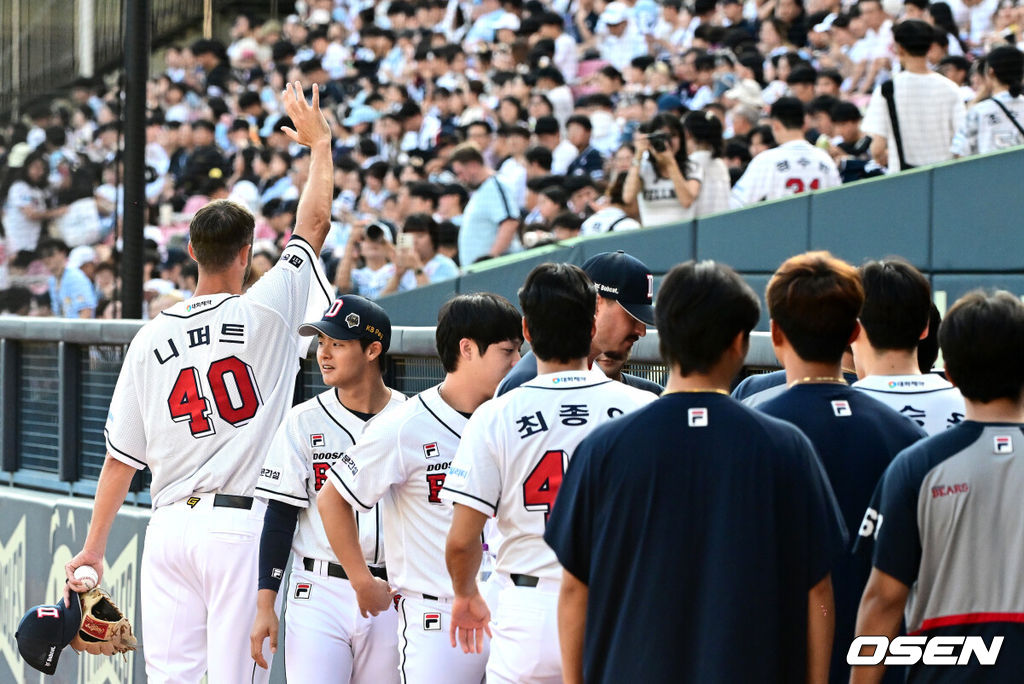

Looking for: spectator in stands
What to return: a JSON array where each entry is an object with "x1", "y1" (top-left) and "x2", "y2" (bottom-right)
[
  {"x1": 533, "y1": 115, "x2": 577, "y2": 176},
  {"x1": 39, "y1": 239, "x2": 96, "y2": 319},
  {"x1": 952, "y1": 45, "x2": 1024, "y2": 157},
  {"x1": 3, "y1": 150, "x2": 67, "y2": 260},
  {"x1": 565, "y1": 115, "x2": 605, "y2": 180},
  {"x1": 334, "y1": 220, "x2": 396, "y2": 301},
  {"x1": 581, "y1": 173, "x2": 642, "y2": 235},
  {"x1": 731, "y1": 97, "x2": 841, "y2": 207},
  {"x1": 550, "y1": 211, "x2": 583, "y2": 241},
  {"x1": 381, "y1": 213, "x2": 458, "y2": 295},
  {"x1": 598, "y1": 3, "x2": 648, "y2": 71},
  {"x1": 862, "y1": 20, "x2": 965, "y2": 171},
  {"x1": 683, "y1": 111, "x2": 731, "y2": 218},
  {"x1": 623, "y1": 113, "x2": 702, "y2": 227},
  {"x1": 451, "y1": 143, "x2": 520, "y2": 265}
]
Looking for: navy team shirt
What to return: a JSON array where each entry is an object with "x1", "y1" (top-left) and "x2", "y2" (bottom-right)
[
  {"x1": 859, "y1": 421, "x2": 1024, "y2": 683},
  {"x1": 545, "y1": 392, "x2": 848, "y2": 684},
  {"x1": 759, "y1": 383, "x2": 926, "y2": 683}
]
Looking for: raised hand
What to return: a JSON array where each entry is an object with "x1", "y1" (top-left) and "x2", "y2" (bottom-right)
[{"x1": 280, "y1": 81, "x2": 331, "y2": 149}]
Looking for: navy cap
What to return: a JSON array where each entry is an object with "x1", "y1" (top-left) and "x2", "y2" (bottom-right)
[
  {"x1": 582, "y1": 250, "x2": 655, "y2": 326},
  {"x1": 298, "y1": 295, "x2": 392, "y2": 352},
  {"x1": 16, "y1": 591, "x2": 82, "y2": 675}
]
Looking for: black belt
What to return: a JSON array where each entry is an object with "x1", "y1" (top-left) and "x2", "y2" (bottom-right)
[
  {"x1": 213, "y1": 494, "x2": 253, "y2": 509},
  {"x1": 303, "y1": 557, "x2": 388, "y2": 582},
  {"x1": 510, "y1": 573, "x2": 540, "y2": 587}
]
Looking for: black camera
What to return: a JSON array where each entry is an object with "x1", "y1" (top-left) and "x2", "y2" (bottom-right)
[{"x1": 648, "y1": 132, "x2": 669, "y2": 153}]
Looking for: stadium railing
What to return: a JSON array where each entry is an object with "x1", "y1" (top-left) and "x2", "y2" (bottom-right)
[{"x1": 0, "y1": 318, "x2": 779, "y2": 501}]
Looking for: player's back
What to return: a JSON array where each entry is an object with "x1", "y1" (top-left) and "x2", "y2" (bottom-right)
[
  {"x1": 852, "y1": 373, "x2": 966, "y2": 435},
  {"x1": 732, "y1": 140, "x2": 840, "y2": 206},
  {"x1": 107, "y1": 237, "x2": 332, "y2": 508},
  {"x1": 448, "y1": 369, "x2": 653, "y2": 580}
]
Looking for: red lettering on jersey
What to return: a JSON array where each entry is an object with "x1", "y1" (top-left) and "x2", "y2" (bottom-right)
[
  {"x1": 208, "y1": 356, "x2": 261, "y2": 426},
  {"x1": 784, "y1": 177, "x2": 821, "y2": 194},
  {"x1": 313, "y1": 462, "x2": 331, "y2": 491},
  {"x1": 426, "y1": 473, "x2": 446, "y2": 503},
  {"x1": 931, "y1": 483, "x2": 970, "y2": 498},
  {"x1": 523, "y1": 450, "x2": 567, "y2": 523},
  {"x1": 168, "y1": 367, "x2": 215, "y2": 436}
]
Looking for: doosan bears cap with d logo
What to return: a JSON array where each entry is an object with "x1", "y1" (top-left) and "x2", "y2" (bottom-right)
[
  {"x1": 581, "y1": 250, "x2": 656, "y2": 326},
  {"x1": 16, "y1": 589, "x2": 83, "y2": 675},
  {"x1": 298, "y1": 295, "x2": 393, "y2": 353}
]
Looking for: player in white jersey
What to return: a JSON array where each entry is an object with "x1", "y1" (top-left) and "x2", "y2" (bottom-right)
[
  {"x1": 730, "y1": 97, "x2": 841, "y2": 208},
  {"x1": 65, "y1": 83, "x2": 334, "y2": 683},
  {"x1": 851, "y1": 258, "x2": 966, "y2": 435},
  {"x1": 250, "y1": 295, "x2": 407, "y2": 682},
  {"x1": 441, "y1": 264, "x2": 655, "y2": 683},
  {"x1": 317, "y1": 293, "x2": 523, "y2": 684}
]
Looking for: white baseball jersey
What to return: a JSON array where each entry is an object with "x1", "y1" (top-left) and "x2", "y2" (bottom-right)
[
  {"x1": 440, "y1": 370, "x2": 655, "y2": 581},
  {"x1": 105, "y1": 236, "x2": 332, "y2": 507},
  {"x1": 852, "y1": 373, "x2": 966, "y2": 436},
  {"x1": 327, "y1": 383, "x2": 468, "y2": 598},
  {"x1": 255, "y1": 387, "x2": 407, "y2": 564},
  {"x1": 729, "y1": 140, "x2": 841, "y2": 208}
]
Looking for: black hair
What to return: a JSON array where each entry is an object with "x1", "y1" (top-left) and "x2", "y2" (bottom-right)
[
  {"x1": 657, "y1": 261, "x2": 760, "y2": 375},
  {"x1": 525, "y1": 145, "x2": 553, "y2": 171},
  {"x1": 893, "y1": 19, "x2": 936, "y2": 56},
  {"x1": 436, "y1": 293, "x2": 522, "y2": 372},
  {"x1": 830, "y1": 101, "x2": 863, "y2": 123},
  {"x1": 550, "y1": 211, "x2": 583, "y2": 232},
  {"x1": 769, "y1": 97, "x2": 806, "y2": 130},
  {"x1": 408, "y1": 181, "x2": 440, "y2": 209},
  {"x1": 858, "y1": 258, "x2": 932, "y2": 351},
  {"x1": 787, "y1": 65, "x2": 818, "y2": 85},
  {"x1": 987, "y1": 45, "x2": 1024, "y2": 97},
  {"x1": 639, "y1": 113, "x2": 689, "y2": 180},
  {"x1": 808, "y1": 94, "x2": 840, "y2": 115},
  {"x1": 940, "y1": 290, "x2": 1024, "y2": 402},
  {"x1": 403, "y1": 212, "x2": 439, "y2": 251},
  {"x1": 694, "y1": 54, "x2": 717, "y2": 72},
  {"x1": 818, "y1": 68, "x2": 843, "y2": 87},
  {"x1": 928, "y1": 3, "x2": 968, "y2": 53},
  {"x1": 37, "y1": 238, "x2": 70, "y2": 258},
  {"x1": 518, "y1": 263, "x2": 595, "y2": 363},
  {"x1": 566, "y1": 114, "x2": 592, "y2": 132},
  {"x1": 918, "y1": 303, "x2": 942, "y2": 372},
  {"x1": 683, "y1": 110, "x2": 725, "y2": 157}
]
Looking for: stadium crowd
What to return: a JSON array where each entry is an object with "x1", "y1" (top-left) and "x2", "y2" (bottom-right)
[{"x1": 1, "y1": 0, "x2": 1024, "y2": 317}]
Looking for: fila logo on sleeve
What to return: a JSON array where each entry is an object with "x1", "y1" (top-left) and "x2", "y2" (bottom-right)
[
  {"x1": 310, "y1": 433, "x2": 325, "y2": 447},
  {"x1": 423, "y1": 613, "x2": 441, "y2": 630},
  {"x1": 994, "y1": 435, "x2": 1013, "y2": 454},
  {"x1": 688, "y1": 408, "x2": 708, "y2": 427},
  {"x1": 831, "y1": 400, "x2": 852, "y2": 417},
  {"x1": 423, "y1": 442, "x2": 439, "y2": 459}
]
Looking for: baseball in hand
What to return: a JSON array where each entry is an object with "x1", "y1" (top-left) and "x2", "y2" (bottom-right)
[{"x1": 74, "y1": 565, "x2": 99, "y2": 590}]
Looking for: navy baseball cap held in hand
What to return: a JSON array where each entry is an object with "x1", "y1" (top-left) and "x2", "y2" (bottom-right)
[
  {"x1": 299, "y1": 295, "x2": 393, "y2": 352},
  {"x1": 582, "y1": 250, "x2": 656, "y2": 326},
  {"x1": 16, "y1": 590, "x2": 82, "y2": 675}
]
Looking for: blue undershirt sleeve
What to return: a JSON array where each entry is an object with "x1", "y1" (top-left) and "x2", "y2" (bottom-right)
[{"x1": 258, "y1": 499, "x2": 300, "y2": 592}]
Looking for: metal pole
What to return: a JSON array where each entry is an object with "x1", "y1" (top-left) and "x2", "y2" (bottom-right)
[
  {"x1": 121, "y1": 0, "x2": 150, "y2": 319},
  {"x1": 78, "y1": 0, "x2": 96, "y2": 77}
]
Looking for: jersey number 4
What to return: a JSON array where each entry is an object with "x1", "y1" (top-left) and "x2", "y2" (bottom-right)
[
  {"x1": 523, "y1": 450, "x2": 568, "y2": 523},
  {"x1": 167, "y1": 356, "x2": 263, "y2": 437}
]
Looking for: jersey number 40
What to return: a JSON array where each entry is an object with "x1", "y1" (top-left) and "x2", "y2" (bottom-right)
[
  {"x1": 167, "y1": 355, "x2": 263, "y2": 437},
  {"x1": 523, "y1": 449, "x2": 569, "y2": 524}
]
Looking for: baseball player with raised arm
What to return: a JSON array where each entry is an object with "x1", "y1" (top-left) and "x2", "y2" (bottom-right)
[
  {"x1": 250, "y1": 295, "x2": 407, "y2": 682},
  {"x1": 64, "y1": 83, "x2": 334, "y2": 683},
  {"x1": 317, "y1": 293, "x2": 523, "y2": 684},
  {"x1": 441, "y1": 263, "x2": 655, "y2": 683}
]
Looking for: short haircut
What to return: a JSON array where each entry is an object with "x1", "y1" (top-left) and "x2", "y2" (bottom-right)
[
  {"x1": 769, "y1": 97, "x2": 806, "y2": 130},
  {"x1": 858, "y1": 258, "x2": 931, "y2": 351},
  {"x1": 893, "y1": 19, "x2": 935, "y2": 57},
  {"x1": 435, "y1": 293, "x2": 522, "y2": 372},
  {"x1": 566, "y1": 114, "x2": 592, "y2": 132},
  {"x1": 830, "y1": 101, "x2": 863, "y2": 123},
  {"x1": 766, "y1": 251, "x2": 864, "y2": 363},
  {"x1": 808, "y1": 94, "x2": 840, "y2": 115},
  {"x1": 188, "y1": 199, "x2": 255, "y2": 272},
  {"x1": 525, "y1": 145, "x2": 553, "y2": 170},
  {"x1": 37, "y1": 238, "x2": 70, "y2": 258},
  {"x1": 940, "y1": 290, "x2": 1024, "y2": 402},
  {"x1": 787, "y1": 65, "x2": 818, "y2": 85},
  {"x1": 448, "y1": 143, "x2": 485, "y2": 166},
  {"x1": 408, "y1": 181, "x2": 440, "y2": 208},
  {"x1": 817, "y1": 69, "x2": 843, "y2": 87},
  {"x1": 519, "y1": 263, "x2": 596, "y2": 363},
  {"x1": 656, "y1": 261, "x2": 760, "y2": 375}
]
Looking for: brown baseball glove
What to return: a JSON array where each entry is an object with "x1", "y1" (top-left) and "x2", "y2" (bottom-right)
[{"x1": 69, "y1": 587, "x2": 137, "y2": 656}]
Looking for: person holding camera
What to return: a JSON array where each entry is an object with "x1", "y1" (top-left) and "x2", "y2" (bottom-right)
[
  {"x1": 381, "y1": 213, "x2": 459, "y2": 295},
  {"x1": 334, "y1": 220, "x2": 396, "y2": 300},
  {"x1": 622, "y1": 113, "x2": 703, "y2": 227}
]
